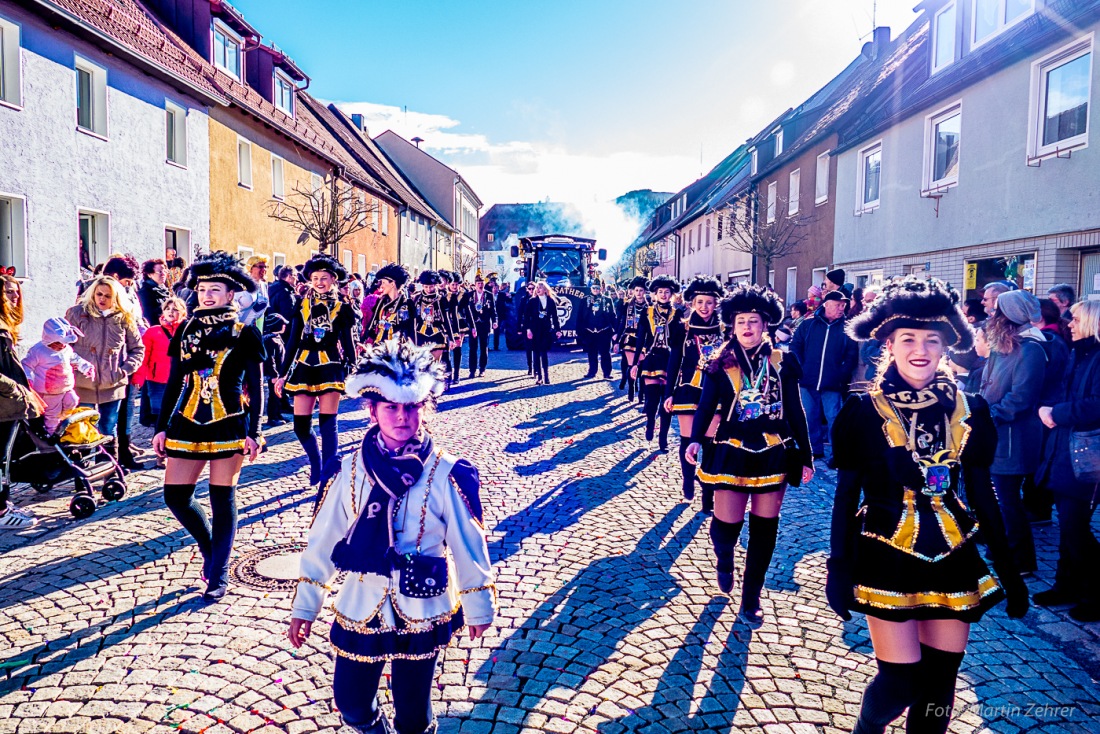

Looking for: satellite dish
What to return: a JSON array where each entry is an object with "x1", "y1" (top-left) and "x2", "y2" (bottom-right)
[{"x1": 297, "y1": 231, "x2": 310, "y2": 245}]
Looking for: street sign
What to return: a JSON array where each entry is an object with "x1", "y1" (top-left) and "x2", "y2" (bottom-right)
[{"x1": 965, "y1": 262, "x2": 978, "y2": 290}]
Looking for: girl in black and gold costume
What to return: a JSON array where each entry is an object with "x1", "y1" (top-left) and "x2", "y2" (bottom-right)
[
  {"x1": 632, "y1": 275, "x2": 680, "y2": 449},
  {"x1": 275, "y1": 255, "x2": 356, "y2": 490},
  {"x1": 664, "y1": 276, "x2": 724, "y2": 510},
  {"x1": 825, "y1": 276, "x2": 1028, "y2": 734},
  {"x1": 685, "y1": 284, "x2": 813, "y2": 621},
  {"x1": 410, "y1": 270, "x2": 452, "y2": 362},
  {"x1": 364, "y1": 263, "x2": 414, "y2": 346},
  {"x1": 443, "y1": 272, "x2": 474, "y2": 384},
  {"x1": 153, "y1": 252, "x2": 265, "y2": 603},
  {"x1": 616, "y1": 277, "x2": 649, "y2": 402}
]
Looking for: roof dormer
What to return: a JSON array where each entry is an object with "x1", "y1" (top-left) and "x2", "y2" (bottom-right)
[{"x1": 247, "y1": 44, "x2": 309, "y2": 116}]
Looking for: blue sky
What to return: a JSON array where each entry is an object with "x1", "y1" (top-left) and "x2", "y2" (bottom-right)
[{"x1": 231, "y1": 0, "x2": 920, "y2": 255}]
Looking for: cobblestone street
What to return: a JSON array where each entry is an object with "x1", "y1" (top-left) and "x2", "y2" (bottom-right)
[{"x1": 1, "y1": 350, "x2": 1099, "y2": 734}]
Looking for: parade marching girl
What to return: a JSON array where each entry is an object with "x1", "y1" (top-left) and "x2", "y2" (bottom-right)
[
  {"x1": 632, "y1": 275, "x2": 680, "y2": 449},
  {"x1": 685, "y1": 284, "x2": 813, "y2": 621},
  {"x1": 275, "y1": 255, "x2": 357, "y2": 490},
  {"x1": 153, "y1": 252, "x2": 265, "y2": 602},
  {"x1": 617, "y1": 277, "x2": 649, "y2": 401},
  {"x1": 288, "y1": 339, "x2": 495, "y2": 734},
  {"x1": 664, "y1": 276, "x2": 724, "y2": 509},
  {"x1": 825, "y1": 276, "x2": 1028, "y2": 734},
  {"x1": 524, "y1": 281, "x2": 562, "y2": 385},
  {"x1": 365, "y1": 264, "x2": 414, "y2": 345},
  {"x1": 409, "y1": 270, "x2": 451, "y2": 363},
  {"x1": 443, "y1": 272, "x2": 475, "y2": 384}
]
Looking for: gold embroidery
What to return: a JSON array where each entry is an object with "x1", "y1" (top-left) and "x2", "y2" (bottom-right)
[
  {"x1": 854, "y1": 575, "x2": 1001, "y2": 611},
  {"x1": 165, "y1": 438, "x2": 245, "y2": 453},
  {"x1": 298, "y1": 577, "x2": 331, "y2": 591},
  {"x1": 285, "y1": 380, "x2": 346, "y2": 394},
  {"x1": 695, "y1": 467, "x2": 786, "y2": 489}
]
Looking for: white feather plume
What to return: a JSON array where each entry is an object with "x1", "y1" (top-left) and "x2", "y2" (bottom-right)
[{"x1": 346, "y1": 339, "x2": 446, "y2": 404}]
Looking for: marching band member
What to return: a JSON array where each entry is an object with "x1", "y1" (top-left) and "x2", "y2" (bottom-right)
[{"x1": 632, "y1": 276, "x2": 680, "y2": 449}]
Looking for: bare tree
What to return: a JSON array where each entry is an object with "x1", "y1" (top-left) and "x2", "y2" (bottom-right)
[
  {"x1": 605, "y1": 259, "x2": 630, "y2": 284},
  {"x1": 268, "y1": 173, "x2": 378, "y2": 254},
  {"x1": 454, "y1": 250, "x2": 478, "y2": 281},
  {"x1": 722, "y1": 189, "x2": 815, "y2": 285}
]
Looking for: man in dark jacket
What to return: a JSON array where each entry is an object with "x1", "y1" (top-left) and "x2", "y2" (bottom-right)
[
  {"x1": 578, "y1": 281, "x2": 616, "y2": 378},
  {"x1": 263, "y1": 313, "x2": 289, "y2": 427},
  {"x1": 266, "y1": 266, "x2": 297, "y2": 331},
  {"x1": 790, "y1": 290, "x2": 858, "y2": 465},
  {"x1": 492, "y1": 281, "x2": 510, "y2": 350},
  {"x1": 137, "y1": 259, "x2": 170, "y2": 325},
  {"x1": 468, "y1": 276, "x2": 497, "y2": 378}
]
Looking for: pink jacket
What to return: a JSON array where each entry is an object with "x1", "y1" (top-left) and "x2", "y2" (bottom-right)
[{"x1": 21, "y1": 343, "x2": 94, "y2": 396}]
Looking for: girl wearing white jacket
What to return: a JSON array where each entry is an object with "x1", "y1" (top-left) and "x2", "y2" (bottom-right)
[{"x1": 288, "y1": 339, "x2": 495, "y2": 734}]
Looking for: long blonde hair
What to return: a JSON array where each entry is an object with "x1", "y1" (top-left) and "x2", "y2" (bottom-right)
[
  {"x1": 534, "y1": 280, "x2": 558, "y2": 303},
  {"x1": 0, "y1": 275, "x2": 24, "y2": 343},
  {"x1": 77, "y1": 276, "x2": 137, "y2": 332}
]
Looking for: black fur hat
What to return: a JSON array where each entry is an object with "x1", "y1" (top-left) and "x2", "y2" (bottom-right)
[
  {"x1": 848, "y1": 275, "x2": 972, "y2": 350},
  {"x1": 683, "y1": 275, "x2": 723, "y2": 302},
  {"x1": 720, "y1": 283, "x2": 784, "y2": 326},
  {"x1": 438, "y1": 270, "x2": 454, "y2": 283},
  {"x1": 627, "y1": 276, "x2": 649, "y2": 291},
  {"x1": 450, "y1": 271, "x2": 462, "y2": 283},
  {"x1": 649, "y1": 275, "x2": 680, "y2": 294},
  {"x1": 374, "y1": 263, "x2": 409, "y2": 288},
  {"x1": 187, "y1": 251, "x2": 256, "y2": 293},
  {"x1": 417, "y1": 270, "x2": 442, "y2": 286},
  {"x1": 303, "y1": 254, "x2": 348, "y2": 283}
]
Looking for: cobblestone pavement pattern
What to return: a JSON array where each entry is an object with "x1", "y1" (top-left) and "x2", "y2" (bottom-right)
[{"x1": 1, "y1": 351, "x2": 1099, "y2": 734}]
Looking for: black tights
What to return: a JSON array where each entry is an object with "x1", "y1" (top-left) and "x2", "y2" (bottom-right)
[
  {"x1": 334, "y1": 652, "x2": 438, "y2": 734},
  {"x1": 642, "y1": 383, "x2": 671, "y2": 447},
  {"x1": 854, "y1": 645, "x2": 965, "y2": 734},
  {"x1": 533, "y1": 350, "x2": 550, "y2": 382},
  {"x1": 164, "y1": 483, "x2": 238, "y2": 584}
]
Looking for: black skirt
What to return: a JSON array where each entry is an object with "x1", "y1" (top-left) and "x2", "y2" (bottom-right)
[
  {"x1": 695, "y1": 440, "x2": 789, "y2": 494},
  {"x1": 330, "y1": 605, "x2": 465, "y2": 663},
  {"x1": 671, "y1": 383, "x2": 702, "y2": 415},
  {"x1": 165, "y1": 414, "x2": 249, "y2": 460},
  {"x1": 285, "y1": 362, "x2": 346, "y2": 396},
  {"x1": 640, "y1": 347, "x2": 670, "y2": 381}
]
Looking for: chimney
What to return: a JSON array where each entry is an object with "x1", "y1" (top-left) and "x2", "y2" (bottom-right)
[
  {"x1": 350, "y1": 114, "x2": 368, "y2": 135},
  {"x1": 862, "y1": 26, "x2": 892, "y2": 60}
]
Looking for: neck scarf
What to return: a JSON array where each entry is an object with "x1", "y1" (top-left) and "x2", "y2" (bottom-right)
[
  {"x1": 179, "y1": 306, "x2": 239, "y2": 367},
  {"x1": 877, "y1": 364, "x2": 958, "y2": 487},
  {"x1": 331, "y1": 425, "x2": 435, "y2": 577}
]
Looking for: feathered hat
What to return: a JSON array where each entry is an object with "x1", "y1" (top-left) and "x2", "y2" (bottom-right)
[
  {"x1": 627, "y1": 276, "x2": 649, "y2": 291},
  {"x1": 683, "y1": 275, "x2": 723, "y2": 301},
  {"x1": 848, "y1": 275, "x2": 972, "y2": 350},
  {"x1": 649, "y1": 275, "x2": 680, "y2": 294},
  {"x1": 374, "y1": 263, "x2": 409, "y2": 288},
  {"x1": 302, "y1": 253, "x2": 348, "y2": 283},
  {"x1": 345, "y1": 339, "x2": 447, "y2": 404},
  {"x1": 416, "y1": 270, "x2": 442, "y2": 286},
  {"x1": 187, "y1": 251, "x2": 256, "y2": 293},
  {"x1": 720, "y1": 283, "x2": 784, "y2": 326}
]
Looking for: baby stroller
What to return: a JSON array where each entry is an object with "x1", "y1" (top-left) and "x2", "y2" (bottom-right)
[{"x1": 1, "y1": 408, "x2": 128, "y2": 519}]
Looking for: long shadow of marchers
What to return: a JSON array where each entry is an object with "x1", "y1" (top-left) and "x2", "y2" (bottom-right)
[
  {"x1": 475, "y1": 506, "x2": 705, "y2": 716},
  {"x1": 597, "y1": 597, "x2": 752, "y2": 732},
  {"x1": 0, "y1": 588, "x2": 203, "y2": 693},
  {"x1": 488, "y1": 449, "x2": 647, "y2": 564},
  {"x1": 514, "y1": 415, "x2": 643, "y2": 477}
]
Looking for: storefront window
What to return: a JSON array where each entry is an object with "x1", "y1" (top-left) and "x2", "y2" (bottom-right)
[{"x1": 964, "y1": 252, "x2": 1036, "y2": 300}]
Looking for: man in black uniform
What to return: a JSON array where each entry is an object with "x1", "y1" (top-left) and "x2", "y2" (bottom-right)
[
  {"x1": 578, "y1": 281, "x2": 616, "y2": 379},
  {"x1": 491, "y1": 277, "x2": 509, "y2": 351},
  {"x1": 468, "y1": 275, "x2": 497, "y2": 377}
]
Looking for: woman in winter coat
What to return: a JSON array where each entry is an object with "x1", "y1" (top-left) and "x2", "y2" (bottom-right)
[
  {"x1": 65, "y1": 276, "x2": 145, "y2": 442},
  {"x1": 979, "y1": 291, "x2": 1047, "y2": 575},
  {"x1": 133, "y1": 296, "x2": 186, "y2": 467},
  {"x1": 524, "y1": 280, "x2": 562, "y2": 385},
  {"x1": 0, "y1": 275, "x2": 42, "y2": 530},
  {"x1": 1035, "y1": 300, "x2": 1100, "y2": 623}
]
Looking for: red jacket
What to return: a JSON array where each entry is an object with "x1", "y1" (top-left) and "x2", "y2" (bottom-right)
[{"x1": 133, "y1": 323, "x2": 178, "y2": 387}]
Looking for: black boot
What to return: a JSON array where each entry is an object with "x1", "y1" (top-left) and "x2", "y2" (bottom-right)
[
  {"x1": 627, "y1": 373, "x2": 635, "y2": 401},
  {"x1": 678, "y1": 436, "x2": 695, "y2": 501},
  {"x1": 643, "y1": 384, "x2": 659, "y2": 442},
  {"x1": 741, "y1": 514, "x2": 780, "y2": 623},
  {"x1": 657, "y1": 405, "x2": 672, "y2": 452},
  {"x1": 853, "y1": 659, "x2": 922, "y2": 734},
  {"x1": 117, "y1": 435, "x2": 145, "y2": 472},
  {"x1": 701, "y1": 486, "x2": 714, "y2": 515},
  {"x1": 905, "y1": 644, "x2": 965, "y2": 734},
  {"x1": 709, "y1": 517, "x2": 743, "y2": 594}
]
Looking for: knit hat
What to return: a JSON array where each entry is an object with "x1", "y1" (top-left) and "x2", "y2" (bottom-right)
[
  {"x1": 826, "y1": 268, "x2": 846, "y2": 288},
  {"x1": 996, "y1": 289, "x2": 1041, "y2": 326},
  {"x1": 42, "y1": 317, "x2": 82, "y2": 345},
  {"x1": 345, "y1": 339, "x2": 447, "y2": 404}
]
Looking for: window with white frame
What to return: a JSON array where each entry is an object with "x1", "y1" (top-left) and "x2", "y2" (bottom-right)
[
  {"x1": 165, "y1": 101, "x2": 187, "y2": 166},
  {"x1": 750, "y1": 148, "x2": 759, "y2": 175},
  {"x1": 75, "y1": 56, "x2": 107, "y2": 136},
  {"x1": 972, "y1": 0, "x2": 1033, "y2": 48},
  {"x1": 766, "y1": 181, "x2": 777, "y2": 223},
  {"x1": 932, "y1": 2, "x2": 957, "y2": 73},
  {"x1": 79, "y1": 210, "x2": 109, "y2": 268},
  {"x1": 856, "y1": 141, "x2": 882, "y2": 213},
  {"x1": 274, "y1": 70, "x2": 295, "y2": 116},
  {"x1": 768, "y1": 270, "x2": 775, "y2": 288},
  {"x1": 357, "y1": 253, "x2": 366, "y2": 275},
  {"x1": 705, "y1": 218, "x2": 711, "y2": 247},
  {"x1": 1028, "y1": 34, "x2": 1092, "y2": 160},
  {"x1": 812, "y1": 267, "x2": 827, "y2": 288},
  {"x1": 381, "y1": 203, "x2": 389, "y2": 235},
  {"x1": 815, "y1": 152, "x2": 830, "y2": 204},
  {"x1": 357, "y1": 191, "x2": 367, "y2": 226},
  {"x1": 237, "y1": 138, "x2": 252, "y2": 188},
  {"x1": 272, "y1": 252, "x2": 286, "y2": 271},
  {"x1": 924, "y1": 103, "x2": 961, "y2": 191},
  {"x1": 212, "y1": 21, "x2": 242, "y2": 79},
  {"x1": 788, "y1": 169, "x2": 801, "y2": 215},
  {"x1": 237, "y1": 245, "x2": 253, "y2": 261},
  {"x1": 342, "y1": 249, "x2": 352, "y2": 273},
  {"x1": 774, "y1": 128, "x2": 784, "y2": 157},
  {"x1": 164, "y1": 226, "x2": 191, "y2": 260},
  {"x1": 311, "y1": 172, "x2": 324, "y2": 193},
  {"x1": 786, "y1": 267, "x2": 798, "y2": 307},
  {"x1": 271, "y1": 155, "x2": 285, "y2": 199},
  {"x1": 371, "y1": 196, "x2": 379, "y2": 230},
  {"x1": 0, "y1": 15, "x2": 22, "y2": 108},
  {"x1": 0, "y1": 194, "x2": 26, "y2": 277}
]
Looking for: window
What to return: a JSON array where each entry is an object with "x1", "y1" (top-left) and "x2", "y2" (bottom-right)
[
  {"x1": 237, "y1": 246, "x2": 254, "y2": 261},
  {"x1": 815, "y1": 152, "x2": 830, "y2": 204},
  {"x1": 856, "y1": 141, "x2": 882, "y2": 213},
  {"x1": 972, "y1": 0, "x2": 1033, "y2": 48},
  {"x1": 75, "y1": 56, "x2": 107, "y2": 136},
  {"x1": 774, "y1": 128, "x2": 784, "y2": 157},
  {"x1": 311, "y1": 172, "x2": 324, "y2": 193},
  {"x1": 271, "y1": 155, "x2": 285, "y2": 199},
  {"x1": 212, "y1": 21, "x2": 242, "y2": 79},
  {"x1": 381, "y1": 204, "x2": 389, "y2": 235},
  {"x1": 924, "y1": 103, "x2": 961, "y2": 191},
  {"x1": 342, "y1": 249, "x2": 353, "y2": 273},
  {"x1": 0, "y1": 194, "x2": 26, "y2": 277},
  {"x1": 750, "y1": 148, "x2": 759, "y2": 175},
  {"x1": 786, "y1": 267, "x2": 798, "y2": 308},
  {"x1": 812, "y1": 267, "x2": 827, "y2": 288},
  {"x1": 165, "y1": 226, "x2": 191, "y2": 260},
  {"x1": 165, "y1": 101, "x2": 187, "y2": 166},
  {"x1": 768, "y1": 269, "x2": 775, "y2": 288},
  {"x1": 788, "y1": 169, "x2": 800, "y2": 215},
  {"x1": 237, "y1": 138, "x2": 252, "y2": 189},
  {"x1": 766, "y1": 181, "x2": 777, "y2": 223},
  {"x1": 358, "y1": 253, "x2": 366, "y2": 275},
  {"x1": 357, "y1": 191, "x2": 367, "y2": 226},
  {"x1": 705, "y1": 218, "x2": 711, "y2": 247},
  {"x1": 932, "y1": 2, "x2": 957, "y2": 72},
  {"x1": 1028, "y1": 35, "x2": 1092, "y2": 161},
  {"x1": 274, "y1": 70, "x2": 295, "y2": 116},
  {"x1": 371, "y1": 196, "x2": 379, "y2": 230},
  {"x1": 0, "y1": 15, "x2": 22, "y2": 108},
  {"x1": 78, "y1": 210, "x2": 110, "y2": 269}
]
